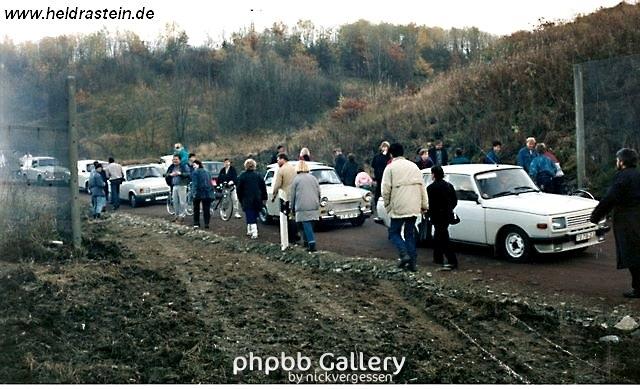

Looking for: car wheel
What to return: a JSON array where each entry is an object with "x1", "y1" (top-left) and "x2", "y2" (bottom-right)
[
  {"x1": 499, "y1": 226, "x2": 532, "y2": 262},
  {"x1": 350, "y1": 215, "x2": 366, "y2": 227},
  {"x1": 129, "y1": 194, "x2": 138, "y2": 208},
  {"x1": 259, "y1": 205, "x2": 274, "y2": 225}
]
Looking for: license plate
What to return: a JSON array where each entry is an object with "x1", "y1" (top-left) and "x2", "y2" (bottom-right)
[
  {"x1": 156, "y1": 196, "x2": 168, "y2": 201},
  {"x1": 575, "y1": 231, "x2": 595, "y2": 242},
  {"x1": 338, "y1": 213, "x2": 357, "y2": 220}
]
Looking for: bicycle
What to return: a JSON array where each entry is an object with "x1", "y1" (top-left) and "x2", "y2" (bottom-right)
[
  {"x1": 166, "y1": 185, "x2": 194, "y2": 216},
  {"x1": 210, "y1": 182, "x2": 235, "y2": 221}
]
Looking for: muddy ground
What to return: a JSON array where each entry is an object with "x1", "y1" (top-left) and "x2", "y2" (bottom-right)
[{"x1": 1, "y1": 213, "x2": 639, "y2": 384}]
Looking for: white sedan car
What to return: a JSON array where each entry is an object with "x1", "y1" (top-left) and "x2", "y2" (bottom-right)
[
  {"x1": 377, "y1": 164, "x2": 609, "y2": 261},
  {"x1": 120, "y1": 164, "x2": 171, "y2": 207},
  {"x1": 260, "y1": 161, "x2": 373, "y2": 226},
  {"x1": 77, "y1": 159, "x2": 107, "y2": 193}
]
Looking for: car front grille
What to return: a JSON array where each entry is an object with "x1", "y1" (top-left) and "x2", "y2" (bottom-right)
[
  {"x1": 331, "y1": 201, "x2": 360, "y2": 212},
  {"x1": 567, "y1": 212, "x2": 592, "y2": 228}
]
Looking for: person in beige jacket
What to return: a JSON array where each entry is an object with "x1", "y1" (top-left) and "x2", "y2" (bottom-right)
[
  {"x1": 271, "y1": 153, "x2": 298, "y2": 249},
  {"x1": 382, "y1": 143, "x2": 429, "y2": 272}
]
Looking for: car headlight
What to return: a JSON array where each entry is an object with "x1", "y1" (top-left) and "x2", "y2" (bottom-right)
[
  {"x1": 320, "y1": 196, "x2": 328, "y2": 208},
  {"x1": 139, "y1": 187, "x2": 151, "y2": 194},
  {"x1": 551, "y1": 217, "x2": 566, "y2": 230},
  {"x1": 364, "y1": 192, "x2": 372, "y2": 203}
]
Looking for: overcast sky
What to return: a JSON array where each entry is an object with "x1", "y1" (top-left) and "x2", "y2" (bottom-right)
[{"x1": 1, "y1": 0, "x2": 629, "y2": 45}]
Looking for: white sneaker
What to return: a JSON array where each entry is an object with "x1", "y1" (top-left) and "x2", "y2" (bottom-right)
[
  {"x1": 246, "y1": 225, "x2": 252, "y2": 236},
  {"x1": 234, "y1": 213, "x2": 242, "y2": 219},
  {"x1": 250, "y1": 224, "x2": 258, "y2": 239}
]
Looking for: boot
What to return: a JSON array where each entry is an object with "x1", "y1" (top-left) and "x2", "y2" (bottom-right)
[
  {"x1": 397, "y1": 253, "x2": 411, "y2": 268},
  {"x1": 307, "y1": 242, "x2": 317, "y2": 252},
  {"x1": 251, "y1": 224, "x2": 258, "y2": 239}
]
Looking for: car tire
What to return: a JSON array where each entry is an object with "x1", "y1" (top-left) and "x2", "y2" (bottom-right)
[
  {"x1": 498, "y1": 226, "x2": 532, "y2": 262},
  {"x1": 129, "y1": 193, "x2": 138, "y2": 208},
  {"x1": 259, "y1": 205, "x2": 274, "y2": 225},
  {"x1": 350, "y1": 215, "x2": 366, "y2": 227}
]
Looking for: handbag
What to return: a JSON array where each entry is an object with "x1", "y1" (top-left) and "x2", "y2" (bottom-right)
[{"x1": 450, "y1": 212, "x2": 461, "y2": 225}]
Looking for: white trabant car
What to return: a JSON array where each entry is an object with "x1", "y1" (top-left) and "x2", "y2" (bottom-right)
[
  {"x1": 377, "y1": 164, "x2": 609, "y2": 261},
  {"x1": 20, "y1": 156, "x2": 71, "y2": 185},
  {"x1": 120, "y1": 164, "x2": 170, "y2": 207},
  {"x1": 260, "y1": 161, "x2": 373, "y2": 226},
  {"x1": 77, "y1": 159, "x2": 108, "y2": 193}
]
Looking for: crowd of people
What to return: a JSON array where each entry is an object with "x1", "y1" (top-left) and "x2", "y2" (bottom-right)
[{"x1": 84, "y1": 138, "x2": 640, "y2": 298}]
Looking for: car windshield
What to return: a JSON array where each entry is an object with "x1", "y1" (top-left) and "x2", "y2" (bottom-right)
[
  {"x1": 475, "y1": 169, "x2": 539, "y2": 199},
  {"x1": 203, "y1": 162, "x2": 224, "y2": 175},
  {"x1": 311, "y1": 169, "x2": 342, "y2": 185},
  {"x1": 37, "y1": 158, "x2": 58, "y2": 167},
  {"x1": 127, "y1": 166, "x2": 163, "y2": 180}
]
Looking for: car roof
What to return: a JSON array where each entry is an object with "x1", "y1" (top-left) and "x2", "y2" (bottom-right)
[
  {"x1": 421, "y1": 164, "x2": 523, "y2": 176},
  {"x1": 123, "y1": 164, "x2": 162, "y2": 169},
  {"x1": 267, "y1": 161, "x2": 329, "y2": 170}
]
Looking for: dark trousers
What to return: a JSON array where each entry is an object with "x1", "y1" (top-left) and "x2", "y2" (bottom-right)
[
  {"x1": 374, "y1": 181, "x2": 382, "y2": 211},
  {"x1": 193, "y1": 198, "x2": 212, "y2": 227},
  {"x1": 110, "y1": 180, "x2": 121, "y2": 209},
  {"x1": 630, "y1": 266, "x2": 640, "y2": 291},
  {"x1": 433, "y1": 223, "x2": 457, "y2": 265},
  {"x1": 388, "y1": 217, "x2": 417, "y2": 261}
]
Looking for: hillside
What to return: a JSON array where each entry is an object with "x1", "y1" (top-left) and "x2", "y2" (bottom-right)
[{"x1": 286, "y1": 2, "x2": 640, "y2": 195}]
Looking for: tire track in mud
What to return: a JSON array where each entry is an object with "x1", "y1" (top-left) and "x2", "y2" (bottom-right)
[{"x1": 111, "y1": 214, "x2": 639, "y2": 383}]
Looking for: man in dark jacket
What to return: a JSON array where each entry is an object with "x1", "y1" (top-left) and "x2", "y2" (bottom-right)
[
  {"x1": 590, "y1": 148, "x2": 640, "y2": 298},
  {"x1": 333, "y1": 148, "x2": 347, "y2": 182},
  {"x1": 428, "y1": 140, "x2": 449, "y2": 167},
  {"x1": 166, "y1": 155, "x2": 192, "y2": 223},
  {"x1": 218, "y1": 158, "x2": 242, "y2": 218},
  {"x1": 341, "y1": 153, "x2": 359, "y2": 187},
  {"x1": 484, "y1": 141, "x2": 502, "y2": 164},
  {"x1": 427, "y1": 166, "x2": 459, "y2": 269},
  {"x1": 371, "y1": 141, "x2": 390, "y2": 220}
]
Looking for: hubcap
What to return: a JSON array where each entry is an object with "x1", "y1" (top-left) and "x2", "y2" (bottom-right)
[{"x1": 505, "y1": 232, "x2": 525, "y2": 258}]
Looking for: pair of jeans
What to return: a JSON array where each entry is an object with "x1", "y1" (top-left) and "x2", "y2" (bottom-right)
[
  {"x1": 193, "y1": 198, "x2": 212, "y2": 227},
  {"x1": 110, "y1": 180, "x2": 121, "y2": 209},
  {"x1": 91, "y1": 195, "x2": 106, "y2": 217},
  {"x1": 388, "y1": 217, "x2": 417, "y2": 260},
  {"x1": 433, "y1": 223, "x2": 457, "y2": 265},
  {"x1": 172, "y1": 185, "x2": 188, "y2": 217},
  {"x1": 301, "y1": 221, "x2": 315, "y2": 245}
]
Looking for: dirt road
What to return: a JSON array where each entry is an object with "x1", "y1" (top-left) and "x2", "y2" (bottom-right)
[{"x1": 117, "y1": 199, "x2": 638, "y2": 309}]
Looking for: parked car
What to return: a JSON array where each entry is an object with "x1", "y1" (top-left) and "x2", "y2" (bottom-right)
[
  {"x1": 160, "y1": 155, "x2": 174, "y2": 170},
  {"x1": 203, "y1": 161, "x2": 224, "y2": 184},
  {"x1": 260, "y1": 161, "x2": 373, "y2": 226},
  {"x1": 77, "y1": 159, "x2": 108, "y2": 193},
  {"x1": 20, "y1": 156, "x2": 71, "y2": 186},
  {"x1": 376, "y1": 164, "x2": 609, "y2": 261},
  {"x1": 120, "y1": 164, "x2": 171, "y2": 207}
]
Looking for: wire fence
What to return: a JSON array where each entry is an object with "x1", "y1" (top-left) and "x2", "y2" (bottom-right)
[{"x1": 581, "y1": 54, "x2": 640, "y2": 194}]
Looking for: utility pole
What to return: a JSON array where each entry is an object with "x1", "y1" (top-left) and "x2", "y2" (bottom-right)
[
  {"x1": 67, "y1": 76, "x2": 81, "y2": 249},
  {"x1": 573, "y1": 64, "x2": 586, "y2": 188}
]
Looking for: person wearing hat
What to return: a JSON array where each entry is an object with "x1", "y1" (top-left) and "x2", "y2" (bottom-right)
[
  {"x1": 89, "y1": 161, "x2": 107, "y2": 219},
  {"x1": 371, "y1": 141, "x2": 391, "y2": 221},
  {"x1": 591, "y1": 148, "x2": 640, "y2": 298}
]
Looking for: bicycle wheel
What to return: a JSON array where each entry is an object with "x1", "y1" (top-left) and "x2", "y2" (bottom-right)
[
  {"x1": 219, "y1": 194, "x2": 232, "y2": 221},
  {"x1": 166, "y1": 195, "x2": 175, "y2": 215}
]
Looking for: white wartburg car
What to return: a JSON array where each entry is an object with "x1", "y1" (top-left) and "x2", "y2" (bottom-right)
[
  {"x1": 120, "y1": 164, "x2": 170, "y2": 207},
  {"x1": 377, "y1": 164, "x2": 609, "y2": 261},
  {"x1": 260, "y1": 161, "x2": 373, "y2": 226},
  {"x1": 77, "y1": 159, "x2": 108, "y2": 193}
]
